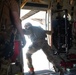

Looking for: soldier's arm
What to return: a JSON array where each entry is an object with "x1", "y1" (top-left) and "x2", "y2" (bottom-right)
[
  {"x1": 10, "y1": 0, "x2": 26, "y2": 46},
  {"x1": 23, "y1": 29, "x2": 26, "y2": 34},
  {"x1": 10, "y1": 0, "x2": 24, "y2": 38}
]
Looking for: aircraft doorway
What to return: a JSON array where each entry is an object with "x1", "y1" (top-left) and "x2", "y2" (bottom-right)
[{"x1": 20, "y1": 9, "x2": 53, "y2": 73}]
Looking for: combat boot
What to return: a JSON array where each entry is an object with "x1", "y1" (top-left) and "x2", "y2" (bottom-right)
[
  {"x1": 59, "y1": 70, "x2": 64, "y2": 75},
  {"x1": 53, "y1": 66, "x2": 64, "y2": 75},
  {"x1": 29, "y1": 67, "x2": 35, "y2": 75}
]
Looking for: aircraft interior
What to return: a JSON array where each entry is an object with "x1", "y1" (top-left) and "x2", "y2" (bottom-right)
[{"x1": 0, "y1": 0, "x2": 76, "y2": 75}]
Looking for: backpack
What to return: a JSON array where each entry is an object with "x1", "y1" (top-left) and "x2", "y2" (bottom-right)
[{"x1": 31, "y1": 26, "x2": 47, "y2": 41}]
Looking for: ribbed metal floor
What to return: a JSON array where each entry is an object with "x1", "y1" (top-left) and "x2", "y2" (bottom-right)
[
  {"x1": 24, "y1": 70, "x2": 56, "y2": 75},
  {"x1": 24, "y1": 68, "x2": 76, "y2": 75}
]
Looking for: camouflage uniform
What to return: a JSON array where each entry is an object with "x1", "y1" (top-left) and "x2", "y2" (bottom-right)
[
  {"x1": 0, "y1": 0, "x2": 19, "y2": 75},
  {"x1": 24, "y1": 23, "x2": 64, "y2": 75},
  {"x1": 0, "y1": 0, "x2": 19, "y2": 38}
]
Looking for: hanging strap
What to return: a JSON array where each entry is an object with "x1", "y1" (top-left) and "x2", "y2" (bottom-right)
[
  {"x1": 0, "y1": 0, "x2": 5, "y2": 32},
  {"x1": 0, "y1": 0, "x2": 5, "y2": 23}
]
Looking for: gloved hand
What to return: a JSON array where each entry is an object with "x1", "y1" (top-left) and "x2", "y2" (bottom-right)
[{"x1": 21, "y1": 36, "x2": 26, "y2": 47}]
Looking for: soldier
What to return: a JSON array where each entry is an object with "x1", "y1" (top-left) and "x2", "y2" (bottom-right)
[
  {"x1": 23, "y1": 22, "x2": 64, "y2": 75},
  {"x1": 0, "y1": 0, "x2": 26, "y2": 74}
]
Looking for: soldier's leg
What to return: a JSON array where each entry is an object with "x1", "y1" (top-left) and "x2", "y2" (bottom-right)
[
  {"x1": 26, "y1": 45, "x2": 39, "y2": 74},
  {"x1": 42, "y1": 42, "x2": 64, "y2": 75}
]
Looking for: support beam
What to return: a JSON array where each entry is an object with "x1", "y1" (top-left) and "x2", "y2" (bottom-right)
[
  {"x1": 20, "y1": 0, "x2": 28, "y2": 9},
  {"x1": 21, "y1": 10, "x2": 39, "y2": 20}
]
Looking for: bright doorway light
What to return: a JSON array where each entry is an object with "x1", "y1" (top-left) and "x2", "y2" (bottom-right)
[{"x1": 20, "y1": 9, "x2": 53, "y2": 73}]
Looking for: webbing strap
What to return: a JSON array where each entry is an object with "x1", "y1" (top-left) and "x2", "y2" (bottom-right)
[{"x1": 0, "y1": 0, "x2": 5, "y2": 23}]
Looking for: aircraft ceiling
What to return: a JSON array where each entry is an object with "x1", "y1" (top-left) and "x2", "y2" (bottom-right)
[
  {"x1": 20, "y1": 0, "x2": 76, "y2": 20},
  {"x1": 20, "y1": 0, "x2": 51, "y2": 20}
]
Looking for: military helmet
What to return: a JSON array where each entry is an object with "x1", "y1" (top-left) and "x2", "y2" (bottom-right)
[{"x1": 24, "y1": 22, "x2": 32, "y2": 29}]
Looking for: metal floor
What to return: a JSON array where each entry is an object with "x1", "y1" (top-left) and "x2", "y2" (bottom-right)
[
  {"x1": 24, "y1": 70, "x2": 56, "y2": 75},
  {"x1": 24, "y1": 68, "x2": 76, "y2": 75}
]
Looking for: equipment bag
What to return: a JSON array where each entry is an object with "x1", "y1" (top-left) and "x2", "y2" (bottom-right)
[{"x1": 52, "y1": 17, "x2": 72, "y2": 53}]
